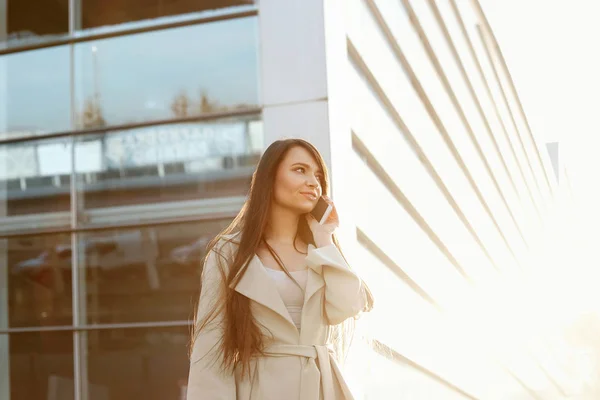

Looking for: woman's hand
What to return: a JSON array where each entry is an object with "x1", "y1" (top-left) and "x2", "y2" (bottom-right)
[{"x1": 305, "y1": 196, "x2": 339, "y2": 248}]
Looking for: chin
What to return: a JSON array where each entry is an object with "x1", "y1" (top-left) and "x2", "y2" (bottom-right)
[{"x1": 293, "y1": 203, "x2": 314, "y2": 215}]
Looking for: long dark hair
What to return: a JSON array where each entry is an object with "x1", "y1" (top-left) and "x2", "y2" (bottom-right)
[{"x1": 191, "y1": 138, "x2": 373, "y2": 376}]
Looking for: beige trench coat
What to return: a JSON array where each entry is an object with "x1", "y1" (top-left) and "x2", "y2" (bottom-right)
[{"x1": 186, "y1": 236, "x2": 371, "y2": 400}]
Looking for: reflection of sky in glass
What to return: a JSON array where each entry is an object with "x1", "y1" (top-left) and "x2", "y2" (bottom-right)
[
  {"x1": 4, "y1": 16, "x2": 259, "y2": 133},
  {"x1": 5, "y1": 46, "x2": 71, "y2": 132}
]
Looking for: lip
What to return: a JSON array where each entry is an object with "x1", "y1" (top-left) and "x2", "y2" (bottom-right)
[{"x1": 300, "y1": 192, "x2": 318, "y2": 201}]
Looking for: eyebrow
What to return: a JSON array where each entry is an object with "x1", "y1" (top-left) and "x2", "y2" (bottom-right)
[{"x1": 292, "y1": 162, "x2": 323, "y2": 174}]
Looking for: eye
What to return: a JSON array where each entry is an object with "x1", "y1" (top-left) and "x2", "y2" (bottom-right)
[{"x1": 294, "y1": 167, "x2": 306, "y2": 173}]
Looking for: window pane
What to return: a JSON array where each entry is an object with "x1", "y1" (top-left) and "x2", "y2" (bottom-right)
[
  {"x1": 81, "y1": 0, "x2": 254, "y2": 33},
  {"x1": 85, "y1": 326, "x2": 189, "y2": 400},
  {"x1": 79, "y1": 220, "x2": 229, "y2": 325},
  {"x1": 2, "y1": 331, "x2": 74, "y2": 400},
  {"x1": 0, "y1": 137, "x2": 73, "y2": 223},
  {"x1": 75, "y1": 117, "x2": 262, "y2": 211},
  {"x1": 2, "y1": 0, "x2": 69, "y2": 49},
  {"x1": 4, "y1": 233, "x2": 73, "y2": 328},
  {"x1": 1, "y1": 15, "x2": 260, "y2": 141},
  {"x1": 0, "y1": 46, "x2": 71, "y2": 139},
  {"x1": 73, "y1": 16, "x2": 260, "y2": 129}
]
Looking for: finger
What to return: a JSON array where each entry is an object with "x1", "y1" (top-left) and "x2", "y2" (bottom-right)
[
  {"x1": 324, "y1": 197, "x2": 336, "y2": 215},
  {"x1": 330, "y1": 205, "x2": 339, "y2": 220},
  {"x1": 326, "y1": 206, "x2": 339, "y2": 225}
]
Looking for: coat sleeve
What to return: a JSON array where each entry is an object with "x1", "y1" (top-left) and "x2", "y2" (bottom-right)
[
  {"x1": 186, "y1": 249, "x2": 236, "y2": 400},
  {"x1": 305, "y1": 244, "x2": 373, "y2": 325}
]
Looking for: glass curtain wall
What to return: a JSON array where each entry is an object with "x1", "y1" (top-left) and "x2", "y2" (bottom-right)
[{"x1": 0, "y1": 1, "x2": 262, "y2": 399}]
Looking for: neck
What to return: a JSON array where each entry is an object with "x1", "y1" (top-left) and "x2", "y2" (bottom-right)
[{"x1": 264, "y1": 204, "x2": 300, "y2": 245}]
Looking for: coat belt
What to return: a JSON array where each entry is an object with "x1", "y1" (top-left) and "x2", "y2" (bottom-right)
[{"x1": 263, "y1": 344, "x2": 339, "y2": 400}]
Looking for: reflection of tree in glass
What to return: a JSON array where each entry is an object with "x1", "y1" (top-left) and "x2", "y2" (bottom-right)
[
  {"x1": 170, "y1": 90, "x2": 255, "y2": 118},
  {"x1": 199, "y1": 90, "x2": 219, "y2": 113},
  {"x1": 171, "y1": 91, "x2": 190, "y2": 118},
  {"x1": 79, "y1": 97, "x2": 107, "y2": 129}
]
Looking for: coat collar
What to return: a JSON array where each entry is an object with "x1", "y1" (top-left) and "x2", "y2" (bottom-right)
[
  {"x1": 228, "y1": 245, "x2": 325, "y2": 329},
  {"x1": 304, "y1": 244, "x2": 325, "y2": 305},
  {"x1": 230, "y1": 254, "x2": 296, "y2": 328}
]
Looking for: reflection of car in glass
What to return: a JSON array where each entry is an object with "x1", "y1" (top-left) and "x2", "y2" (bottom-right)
[
  {"x1": 11, "y1": 232, "x2": 151, "y2": 287},
  {"x1": 169, "y1": 236, "x2": 211, "y2": 266},
  {"x1": 12, "y1": 231, "x2": 211, "y2": 287},
  {"x1": 13, "y1": 240, "x2": 118, "y2": 274},
  {"x1": 12, "y1": 238, "x2": 120, "y2": 292}
]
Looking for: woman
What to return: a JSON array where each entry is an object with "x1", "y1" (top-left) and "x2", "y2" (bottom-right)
[{"x1": 187, "y1": 138, "x2": 374, "y2": 399}]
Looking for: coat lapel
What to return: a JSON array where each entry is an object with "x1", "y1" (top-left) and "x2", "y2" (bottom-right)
[
  {"x1": 230, "y1": 255, "x2": 297, "y2": 329},
  {"x1": 304, "y1": 244, "x2": 325, "y2": 306}
]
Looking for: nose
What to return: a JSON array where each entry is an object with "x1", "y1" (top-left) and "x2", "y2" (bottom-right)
[{"x1": 306, "y1": 176, "x2": 320, "y2": 189}]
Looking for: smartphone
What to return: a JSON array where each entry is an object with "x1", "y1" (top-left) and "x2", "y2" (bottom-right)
[{"x1": 310, "y1": 196, "x2": 333, "y2": 225}]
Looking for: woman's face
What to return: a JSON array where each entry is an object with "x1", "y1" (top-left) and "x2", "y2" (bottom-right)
[{"x1": 272, "y1": 146, "x2": 324, "y2": 215}]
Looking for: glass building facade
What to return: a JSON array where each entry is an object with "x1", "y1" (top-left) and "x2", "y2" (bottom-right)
[{"x1": 1, "y1": 1, "x2": 262, "y2": 399}]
